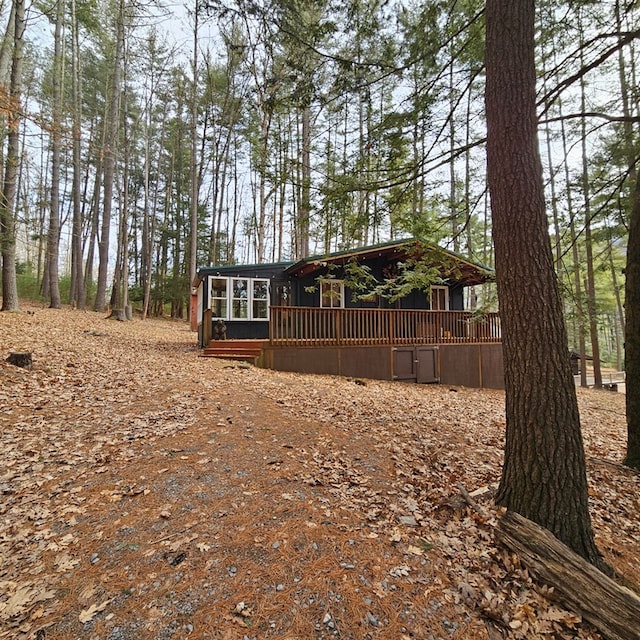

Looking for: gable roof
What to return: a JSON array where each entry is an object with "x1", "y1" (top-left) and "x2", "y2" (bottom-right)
[
  {"x1": 284, "y1": 238, "x2": 494, "y2": 286},
  {"x1": 195, "y1": 238, "x2": 494, "y2": 287}
]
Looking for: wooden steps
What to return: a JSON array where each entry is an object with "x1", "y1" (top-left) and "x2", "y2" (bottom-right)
[{"x1": 202, "y1": 339, "x2": 268, "y2": 364}]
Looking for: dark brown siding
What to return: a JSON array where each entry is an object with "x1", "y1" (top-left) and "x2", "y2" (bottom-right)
[{"x1": 262, "y1": 344, "x2": 503, "y2": 389}]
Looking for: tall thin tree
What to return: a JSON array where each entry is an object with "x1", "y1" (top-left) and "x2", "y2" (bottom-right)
[
  {"x1": 46, "y1": 0, "x2": 65, "y2": 309},
  {"x1": 0, "y1": 0, "x2": 26, "y2": 312},
  {"x1": 69, "y1": 0, "x2": 86, "y2": 309},
  {"x1": 189, "y1": 0, "x2": 200, "y2": 309},
  {"x1": 95, "y1": 0, "x2": 125, "y2": 312}
]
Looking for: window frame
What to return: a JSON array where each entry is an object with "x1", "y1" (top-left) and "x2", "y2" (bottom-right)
[
  {"x1": 252, "y1": 279, "x2": 269, "y2": 320},
  {"x1": 209, "y1": 277, "x2": 228, "y2": 320},
  {"x1": 430, "y1": 285, "x2": 449, "y2": 311},
  {"x1": 231, "y1": 278, "x2": 249, "y2": 319},
  {"x1": 208, "y1": 276, "x2": 270, "y2": 321},
  {"x1": 320, "y1": 279, "x2": 345, "y2": 309}
]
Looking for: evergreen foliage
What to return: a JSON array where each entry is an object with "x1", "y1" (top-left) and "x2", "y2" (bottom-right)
[{"x1": 0, "y1": 0, "x2": 634, "y2": 363}]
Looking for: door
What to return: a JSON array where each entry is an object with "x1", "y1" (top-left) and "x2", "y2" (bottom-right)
[
  {"x1": 393, "y1": 347, "x2": 417, "y2": 380},
  {"x1": 393, "y1": 346, "x2": 439, "y2": 383},
  {"x1": 416, "y1": 346, "x2": 438, "y2": 383}
]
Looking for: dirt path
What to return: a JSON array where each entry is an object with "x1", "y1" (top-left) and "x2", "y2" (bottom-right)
[{"x1": 1, "y1": 305, "x2": 637, "y2": 639}]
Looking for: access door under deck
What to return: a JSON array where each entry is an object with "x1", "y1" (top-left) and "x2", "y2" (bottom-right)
[{"x1": 392, "y1": 346, "x2": 439, "y2": 383}]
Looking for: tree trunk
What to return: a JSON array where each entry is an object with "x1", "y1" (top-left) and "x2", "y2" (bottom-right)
[
  {"x1": 257, "y1": 111, "x2": 270, "y2": 263},
  {"x1": 485, "y1": 0, "x2": 604, "y2": 568},
  {"x1": 70, "y1": 0, "x2": 85, "y2": 310},
  {"x1": 95, "y1": 0, "x2": 125, "y2": 312},
  {"x1": 85, "y1": 152, "x2": 102, "y2": 299},
  {"x1": 448, "y1": 59, "x2": 459, "y2": 252},
  {"x1": 614, "y1": 0, "x2": 640, "y2": 470},
  {"x1": 0, "y1": 0, "x2": 15, "y2": 178},
  {"x1": 141, "y1": 70, "x2": 167, "y2": 320},
  {"x1": 554, "y1": 93, "x2": 589, "y2": 387},
  {"x1": 189, "y1": 1, "x2": 199, "y2": 305},
  {"x1": 46, "y1": 0, "x2": 64, "y2": 310},
  {"x1": 116, "y1": 78, "x2": 131, "y2": 317},
  {"x1": 298, "y1": 100, "x2": 311, "y2": 259},
  {"x1": 0, "y1": 0, "x2": 26, "y2": 312},
  {"x1": 579, "y1": 55, "x2": 602, "y2": 389},
  {"x1": 607, "y1": 228, "x2": 625, "y2": 372},
  {"x1": 109, "y1": 308, "x2": 126, "y2": 321},
  {"x1": 625, "y1": 168, "x2": 640, "y2": 469}
]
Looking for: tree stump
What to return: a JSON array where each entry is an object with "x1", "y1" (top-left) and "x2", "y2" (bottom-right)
[
  {"x1": 6, "y1": 352, "x2": 32, "y2": 369},
  {"x1": 125, "y1": 304, "x2": 133, "y2": 321},
  {"x1": 108, "y1": 309, "x2": 127, "y2": 321}
]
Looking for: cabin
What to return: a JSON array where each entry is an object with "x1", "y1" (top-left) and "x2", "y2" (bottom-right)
[{"x1": 193, "y1": 238, "x2": 504, "y2": 388}]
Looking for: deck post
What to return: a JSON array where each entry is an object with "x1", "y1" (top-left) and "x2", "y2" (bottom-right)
[{"x1": 203, "y1": 308, "x2": 212, "y2": 345}]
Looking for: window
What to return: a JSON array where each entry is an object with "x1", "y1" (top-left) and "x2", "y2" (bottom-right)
[
  {"x1": 430, "y1": 285, "x2": 449, "y2": 311},
  {"x1": 210, "y1": 278, "x2": 228, "y2": 319},
  {"x1": 209, "y1": 276, "x2": 269, "y2": 321},
  {"x1": 231, "y1": 278, "x2": 249, "y2": 319},
  {"x1": 252, "y1": 280, "x2": 269, "y2": 319},
  {"x1": 320, "y1": 279, "x2": 344, "y2": 308}
]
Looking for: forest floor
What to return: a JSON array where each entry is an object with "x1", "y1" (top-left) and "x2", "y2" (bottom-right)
[{"x1": 1, "y1": 304, "x2": 638, "y2": 640}]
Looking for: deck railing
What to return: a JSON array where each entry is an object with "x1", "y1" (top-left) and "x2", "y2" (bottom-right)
[{"x1": 269, "y1": 306, "x2": 501, "y2": 346}]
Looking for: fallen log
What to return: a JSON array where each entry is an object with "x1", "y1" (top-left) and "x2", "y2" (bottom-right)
[{"x1": 496, "y1": 511, "x2": 640, "y2": 640}]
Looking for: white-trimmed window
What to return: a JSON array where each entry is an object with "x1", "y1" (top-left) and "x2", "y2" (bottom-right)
[
  {"x1": 209, "y1": 276, "x2": 270, "y2": 321},
  {"x1": 320, "y1": 279, "x2": 344, "y2": 308},
  {"x1": 252, "y1": 280, "x2": 269, "y2": 319},
  {"x1": 430, "y1": 285, "x2": 449, "y2": 311},
  {"x1": 231, "y1": 278, "x2": 249, "y2": 319},
  {"x1": 210, "y1": 277, "x2": 228, "y2": 319}
]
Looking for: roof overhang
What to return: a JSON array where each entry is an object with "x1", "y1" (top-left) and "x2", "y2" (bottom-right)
[
  {"x1": 194, "y1": 261, "x2": 296, "y2": 287},
  {"x1": 284, "y1": 238, "x2": 494, "y2": 286}
]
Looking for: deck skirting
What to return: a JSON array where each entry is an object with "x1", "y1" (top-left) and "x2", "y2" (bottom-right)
[{"x1": 261, "y1": 342, "x2": 504, "y2": 389}]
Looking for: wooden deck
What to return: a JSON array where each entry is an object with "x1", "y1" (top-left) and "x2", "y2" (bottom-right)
[
  {"x1": 201, "y1": 308, "x2": 502, "y2": 381},
  {"x1": 269, "y1": 306, "x2": 501, "y2": 347}
]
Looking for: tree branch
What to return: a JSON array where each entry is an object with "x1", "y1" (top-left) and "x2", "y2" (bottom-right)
[
  {"x1": 538, "y1": 29, "x2": 640, "y2": 116},
  {"x1": 541, "y1": 111, "x2": 640, "y2": 124}
]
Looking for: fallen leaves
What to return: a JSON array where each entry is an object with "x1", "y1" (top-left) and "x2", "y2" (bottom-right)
[
  {"x1": 78, "y1": 598, "x2": 113, "y2": 624},
  {"x1": 0, "y1": 305, "x2": 637, "y2": 640},
  {"x1": 0, "y1": 584, "x2": 56, "y2": 620}
]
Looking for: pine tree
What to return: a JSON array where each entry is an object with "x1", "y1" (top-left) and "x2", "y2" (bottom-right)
[{"x1": 485, "y1": 0, "x2": 605, "y2": 569}]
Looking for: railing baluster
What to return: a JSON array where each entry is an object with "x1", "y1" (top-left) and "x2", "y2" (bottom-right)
[{"x1": 267, "y1": 307, "x2": 501, "y2": 347}]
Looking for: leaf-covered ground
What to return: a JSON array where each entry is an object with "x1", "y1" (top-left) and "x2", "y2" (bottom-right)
[{"x1": 1, "y1": 305, "x2": 638, "y2": 640}]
